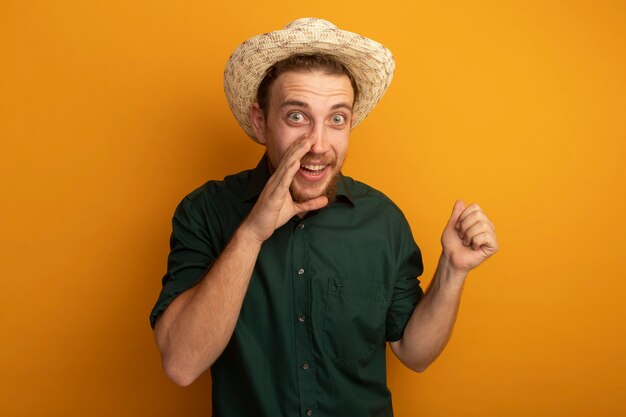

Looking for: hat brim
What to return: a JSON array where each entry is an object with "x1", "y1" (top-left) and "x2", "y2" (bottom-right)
[{"x1": 224, "y1": 18, "x2": 395, "y2": 142}]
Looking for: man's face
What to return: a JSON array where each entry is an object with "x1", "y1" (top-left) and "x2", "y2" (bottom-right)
[{"x1": 251, "y1": 70, "x2": 354, "y2": 203}]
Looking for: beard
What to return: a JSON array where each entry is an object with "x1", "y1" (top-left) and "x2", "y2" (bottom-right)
[
  {"x1": 266, "y1": 151, "x2": 344, "y2": 205},
  {"x1": 289, "y1": 171, "x2": 340, "y2": 204},
  {"x1": 289, "y1": 151, "x2": 343, "y2": 204}
]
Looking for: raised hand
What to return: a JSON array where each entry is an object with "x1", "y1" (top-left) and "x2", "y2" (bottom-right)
[
  {"x1": 243, "y1": 136, "x2": 329, "y2": 243},
  {"x1": 441, "y1": 200, "x2": 498, "y2": 273}
]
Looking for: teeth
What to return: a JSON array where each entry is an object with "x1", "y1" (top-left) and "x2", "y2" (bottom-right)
[{"x1": 302, "y1": 164, "x2": 326, "y2": 171}]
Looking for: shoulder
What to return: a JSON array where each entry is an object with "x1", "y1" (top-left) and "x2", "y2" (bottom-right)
[
  {"x1": 171, "y1": 166, "x2": 257, "y2": 226},
  {"x1": 183, "y1": 167, "x2": 255, "y2": 206},
  {"x1": 341, "y1": 175, "x2": 407, "y2": 218}
]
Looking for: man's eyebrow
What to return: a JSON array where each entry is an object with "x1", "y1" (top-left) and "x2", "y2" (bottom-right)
[
  {"x1": 331, "y1": 103, "x2": 353, "y2": 111},
  {"x1": 279, "y1": 101, "x2": 354, "y2": 112},
  {"x1": 280, "y1": 100, "x2": 309, "y2": 108}
]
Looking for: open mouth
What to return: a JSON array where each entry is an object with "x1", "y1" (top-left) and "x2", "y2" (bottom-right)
[{"x1": 300, "y1": 164, "x2": 328, "y2": 176}]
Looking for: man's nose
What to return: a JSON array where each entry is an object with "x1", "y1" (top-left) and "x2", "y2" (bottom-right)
[{"x1": 308, "y1": 125, "x2": 330, "y2": 154}]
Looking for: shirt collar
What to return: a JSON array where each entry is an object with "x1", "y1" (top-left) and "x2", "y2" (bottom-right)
[
  {"x1": 242, "y1": 155, "x2": 271, "y2": 203},
  {"x1": 335, "y1": 173, "x2": 355, "y2": 206},
  {"x1": 242, "y1": 154, "x2": 355, "y2": 206}
]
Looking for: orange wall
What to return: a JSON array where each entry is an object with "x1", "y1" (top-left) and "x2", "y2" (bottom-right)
[{"x1": 2, "y1": 1, "x2": 625, "y2": 416}]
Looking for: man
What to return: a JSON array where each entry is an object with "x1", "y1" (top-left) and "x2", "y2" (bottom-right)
[{"x1": 150, "y1": 18, "x2": 498, "y2": 417}]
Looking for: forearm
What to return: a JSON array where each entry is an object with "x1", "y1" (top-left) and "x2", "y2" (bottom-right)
[
  {"x1": 391, "y1": 253, "x2": 467, "y2": 372},
  {"x1": 391, "y1": 200, "x2": 498, "y2": 372},
  {"x1": 154, "y1": 222, "x2": 263, "y2": 386}
]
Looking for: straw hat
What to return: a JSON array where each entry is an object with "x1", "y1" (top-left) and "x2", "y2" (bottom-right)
[{"x1": 224, "y1": 17, "x2": 395, "y2": 142}]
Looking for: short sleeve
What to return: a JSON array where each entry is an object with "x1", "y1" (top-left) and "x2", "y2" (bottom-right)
[
  {"x1": 149, "y1": 196, "x2": 217, "y2": 328},
  {"x1": 385, "y1": 215, "x2": 424, "y2": 341}
]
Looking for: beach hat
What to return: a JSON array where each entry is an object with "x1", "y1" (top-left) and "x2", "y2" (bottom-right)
[{"x1": 224, "y1": 17, "x2": 395, "y2": 142}]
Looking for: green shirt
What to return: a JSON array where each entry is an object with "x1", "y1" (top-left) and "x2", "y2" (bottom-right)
[{"x1": 150, "y1": 156, "x2": 424, "y2": 417}]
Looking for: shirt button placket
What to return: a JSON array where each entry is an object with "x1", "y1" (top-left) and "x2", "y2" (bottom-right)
[{"x1": 292, "y1": 220, "x2": 316, "y2": 416}]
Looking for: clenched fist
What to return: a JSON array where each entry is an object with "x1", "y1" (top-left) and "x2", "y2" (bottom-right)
[{"x1": 441, "y1": 200, "x2": 498, "y2": 273}]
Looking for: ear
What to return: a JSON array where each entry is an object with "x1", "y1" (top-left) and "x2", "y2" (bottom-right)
[{"x1": 250, "y1": 102, "x2": 267, "y2": 145}]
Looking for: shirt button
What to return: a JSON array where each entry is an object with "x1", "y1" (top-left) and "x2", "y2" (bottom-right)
[
  {"x1": 298, "y1": 223, "x2": 305, "y2": 229},
  {"x1": 302, "y1": 363, "x2": 309, "y2": 370},
  {"x1": 297, "y1": 268, "x2": 305, "y2": 275},
  {"x1": 306, "y1": 409, "x2": 313, "y2": 416},
  {"x1": 298, "y1": 314, "x2": 306, "y2": 323}
]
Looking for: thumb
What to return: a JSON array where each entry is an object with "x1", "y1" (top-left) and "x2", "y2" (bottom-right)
[
  {"x1": 445, "y1": 199, "x2": 466, "y2": 232},
  {"x1": 295, "y1": 196, "x2": 329, "y2": 214}
]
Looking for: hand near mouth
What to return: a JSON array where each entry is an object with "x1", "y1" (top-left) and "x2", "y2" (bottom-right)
[{"x1": 242, "y1": 136, "x2": 329, "y2": 244}]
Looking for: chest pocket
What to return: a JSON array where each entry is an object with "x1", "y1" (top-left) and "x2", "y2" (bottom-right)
[{"x1": 321, "y1": 276, "x2": 387, "y2": 364}]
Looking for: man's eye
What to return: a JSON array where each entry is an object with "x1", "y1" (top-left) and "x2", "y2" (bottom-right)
[
  {"x1": 287, "y1": 112, "x2": 305, "y2": 122},
  {"x1": 331, "y1": 114, "x2": 346, "y2": 124}
]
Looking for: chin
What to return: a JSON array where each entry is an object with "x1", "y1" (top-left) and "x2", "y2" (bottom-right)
[
  {"x1": 290, "y1": 188, "x2": 325, "y2": 204},
  {"x1": 290, "y1": 175, "x2": 338, "y2": 204}
]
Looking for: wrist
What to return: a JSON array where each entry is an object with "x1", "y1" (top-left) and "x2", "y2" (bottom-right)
[
  {"x1": 234, "y1": 220, "x2": 266, "y2": 249},
  {"x1": 437, "y1": 253, "x2": 468, "y2": 290}
]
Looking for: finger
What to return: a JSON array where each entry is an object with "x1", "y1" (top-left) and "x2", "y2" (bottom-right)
[
  {"x1": 446, "y1": 200, "x2": 466, "y2": 232},
  {"x1": 262, "y1": 137, "x2": 313, "y2": 201},
  {"x1": 273, "y1": 135, "x2": 314, "y2": 176},
  {"x1": 455, "y1": 203, "x2": 482, "y2": 229},
  {"x1": 269, "y1": 136, "x2": 314, "y2": 194},
  {"x1": 294, "y1": 196, "x2": 329, "y2": 214},
  {"x1": 468, "y1": 231, "x2": 499, "y2": 256},
  {"x1": 460, "y1": 220, "x2": 493, "y2": 246},
  {"x1": 458, "y1": 211, "x2": 494, "y2": 239}
]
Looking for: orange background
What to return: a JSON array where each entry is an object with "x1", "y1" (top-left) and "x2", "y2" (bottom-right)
[{"x1": 2, "y1": 1, "x2": 625, "y2": 416}]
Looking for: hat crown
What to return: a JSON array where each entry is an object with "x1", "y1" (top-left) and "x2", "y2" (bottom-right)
[{"x1": 284, "y1": 17, "x2": 337, "y2": 31}]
